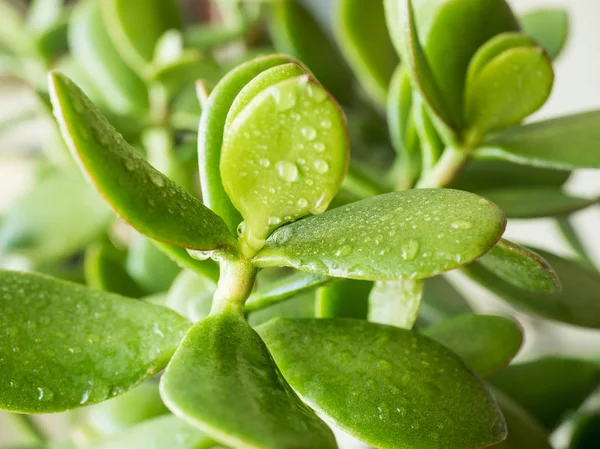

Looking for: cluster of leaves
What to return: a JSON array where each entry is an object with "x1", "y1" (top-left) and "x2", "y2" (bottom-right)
[{"x1": 1, "y1": 1, "x2": 600, "y2": 449}]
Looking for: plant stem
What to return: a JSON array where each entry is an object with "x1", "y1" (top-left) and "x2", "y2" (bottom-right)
[
  {"x1": 4, "y1": 413, "x2": 47, "y2": 444},
  {"x1": 211, "y1": 258, "x2": 257, "y2": 315},
  {"x1": 415, "y1": 146, "x2": 468, "y2": 189}
]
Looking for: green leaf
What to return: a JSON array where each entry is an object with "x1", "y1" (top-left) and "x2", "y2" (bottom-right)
[
  {"x1": 68, "y1": 0, "x2": 148, "y2": 115},
  {"x1": 476, "y1": 111, "x2": 600, "y2": 169},
  {"x1": 481, "y1": 188, "x2": 596, "y2": 219},
  {"x1": 258, "y1": 318, "x2": 507, "y2": 449},
  {"x1": 463, "y1": 249, "x2": 600, "y2": 329},
  {"x1": 221, "y1": 74, "x2": 349, "y2": 255},
  {"x1": 199, "y1": 54, "x2": 296, "y2": 234},
  {"x1": 165, "y1": 270, "x2": 215, "y2": 323},
  {"x1": 254, "y1": 189, "x2": 506, "y2": 280},
  {"x1": 521, "y1": 9, "x2": 569, "y2": 60},
  {"x1": 0, "y1": 171, "x2": 111, "y2": 263},
  {"x1": 423, "y1": 314, "x2": 523, "y2": 377},
  {"x1": 477, "y1": 239, "x2": 560, "y2": 293},
  {"x1": 556, "y1": 217, "x2": 597, "y2": 271},
  {"x1": 316, "y1": 279, "x2": 372, "y2": 319},
  {"x1": 465, "y1": 46, "x2": 553, "y2": 136},
  {"x1": 152, "y1": 242, "x2": 219, "y2": 284},
  {"x1": 489, "y1": 357, "x2": 600, "y2": 429},
  {"x1": 89, "y1": 415, "x2": 214, "y2": 449},
  {"x1": 569, "y1": 412, "x2": 600, "y2": 449},
  {"x1": 0, "y1": 270, "x2": 190, "y2": 413},
  {"x1": 334, "y1": 0, "x2": 399, "y2": 106},
  {"x1": 248, "y1": 291, "x2": 316, "y2": 327},
  {"x1": 49, "y1": 72, "x2": 237, "y2": 254},
  {"x1": 126, "y1": 234, "x2": 180, "y2": 294},
  {"x1": 101, "y1": 0, "x2": 182, "y2": 74},
  {"x1": 368, "y1": 280, "x2": 423, "y2": 328},
  {"x1": 160, "y1": 308, "x2": 337, "y2": 449},
  {"x1": 270, "y1": 0, "x2": 355, "y2": 106},
  {"x1": 419, "y1": 275, "x2": 472, "y2": 325}
]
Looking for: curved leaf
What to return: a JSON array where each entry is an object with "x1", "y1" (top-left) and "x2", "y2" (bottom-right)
[
  {"x1": 368, "y1": 279, "x2": 423, "y2": 329},
  {"x1": 49, "y1": 72, "x2": 237, "y2": 254},
  {"x1": 258, "y1": 318, "x2": 507, "y2": 449},
  {"x1": 463, "y1": 249, "x2": 600, "y2": 329},
  {"x1": 423, "y1": 314, "x2": 523, "y2": 377},
  {"x1": 476, "y1": 111, "x2": 600, "y2": 169},
  {"x1": 160, "y1": 308, "x2": 337, "y2": 449},
  {"x1": 0, "y1": 270, "x2": 190, "y2": 413},
  {"x1": 316, "y1": 279, "x2": 372, "y2": 319},
  {"x1": 489, "y1": 357, "x2": 600, "y2": 429},
  {"x1": 521, "y1": 9, "x2": 569, "y2": 60},
  {"x1": 569, "y1": 412, "x2": 600, "y2": 449},
  {"x1": 253, "y1": 189, "x2": 506, "y2": 280}
]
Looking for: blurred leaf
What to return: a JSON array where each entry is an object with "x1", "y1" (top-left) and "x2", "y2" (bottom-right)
[
  {"x1": 0, "y1": 0, "x2": 32, "y2": 56},
  {"x1": 254, "y1": 190, "x2": 506, "y2": 280},
  {"x1": 423, "y1": 314, "x2": 523, "y2": 377},
  {"x1": 126, "y1": 234, "x2": 180, "y2": 294},
  {"x1": 248, "y1": 291, "x2": 316, "y2": 327},
  {"x1": 0, "y1": 270, "x2": 190, "y2": 413},
  {"x1": 368, "y1": 279, "x2": 423, "y2": 328},
  {"x1": 258, "y1": 318, "x2": 507, "y2": 449},
  {"x1": 160, "y1": 308, "x2": 337, "y2": 449},
  {"x1": 165, "y1": 270, "x2": 215, "y2": 323},
  {"x1": 316, "y1": 279, "x2": 371, "y2": 319},
  {"x1": 489, "y1": 357, "x2": 600, "y2": 429},
  {"x1": 521, "y1": 9, "x2": 569, "y2": 60},
  {"x1": 569, "y1": 412, "x2": 600, "y2": 449},
  {"x1": 418, "y1": 275, "x2": 473, "y2": 325},
  {"x1": 152, "y1": 242, "x2": 219, "y2": 284},
  {"x1": 556, "y1": 217, "x2": 597, "y2": 270}
]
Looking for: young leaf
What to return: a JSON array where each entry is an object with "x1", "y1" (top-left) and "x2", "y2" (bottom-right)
[
  {"x1": 165, "y1": 270, "x2": 215, "y2": 323},
  {"x1": 199, "y1": 54, "x2": 296, "y2": 234},
  {"x1": 160, "y1": 308, "x2": 337, "y2": 449},
  {"x1": 569, "y1": 412, "x2": 600, "y2": 449},
  {"x1": 480, "y1": 188, "x2": 596, "y2": 219},
  {"x1": 221, "y1": 75, "x2": 349, "y2": 255},
  {"x1": 465, "y1": 46, "x2": 553, "y2": 136},
  {"x1": 253, "y1": 189, "x2": 506, "y2": 280},
  {"x1": 334, "y1": 0, "x2": 399, "y2": 106},
  {"x1": 521, "y1": 9, "x2": 569, "y2": 60},
  {"x1": 489, "y1": 357, "x2": 600, "y2": 429},
  {"x1": 0, "y1": 270, "x2": 190, "y2": 413},
  {"x1": 476, "y1": 111, "x2": 600, "y2": 169},
  {"x1": 316, "y1": 279, "x2": 372, "y2": 319},
  {"x1": 423, "y1": 314, "x2": 523, "y2": 377},
  {"x1": 49, "y1": 72, "x2": 237, "y2": 254},
  {"x1": 477, "y1": 239, "x2": 560, "y2": 293},
  {"x1": 419, "y1": 275, "x2": 473, "y2": 325},
  {"x1": 368, "y1": 280, "x2": 423, "y2": 329},
  {"x1": 89, "y1": 415, "x2": 214, "y2": 449},
  {"x1": 258, "y1": 318, "x2": 507, "y2": 449},
  {"x1": 463, "y1": 249, "x2": 600, "y2": 329}
]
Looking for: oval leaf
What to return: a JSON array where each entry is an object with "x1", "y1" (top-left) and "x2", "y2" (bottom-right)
[
  {"x1": 521, "y1": 8, "x2": 569, "y2": 60},
  {"x1": 253, "y1": 189, "x2": 506, "y2": 280},
  {"x1": 48, "y1": 72, "x2": 237, "y2": 254},
  {"x1": 423, "y1": 314, "x2": 523, "y2": 377},
  {"x1": 368, "y1": 279, "x2": 423, "y2": 329},
  {"x1": 258, "y1": 318, "x2": 507, "y2": 449},
  {"x1": 160, "y1": 308, "x2": 337, "y2": 449},
  {"x1": 316, "y1": 279, "x2": 372, "y2": 319},
  {"x1": 0, "y1": 270, "x2": 190, "y2": 413}
]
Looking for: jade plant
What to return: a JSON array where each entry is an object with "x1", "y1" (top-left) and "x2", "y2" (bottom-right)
[{"x1": 1, "y1": 1, "x2": 600, "y2": 449}]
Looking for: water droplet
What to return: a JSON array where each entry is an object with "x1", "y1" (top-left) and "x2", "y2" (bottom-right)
[
  {"x1": 187, "y1": 249, "x2": 212, "y2": 261},
  {"x1": 124, "y1": 159, "x2": 136, "y2": 171},
  {"x1": 451, "y1": 221, "x2": 473, "y2": 230},
  {"x1": 313, "y1": 159, "x2": 329, "y2": 174},
  {"x1": 37, "y1": 387, "x2": 54, "y2": 402},
  {"x1": 149, "y1": 173, "x2": 165, "y2": 187},
  {"x1": 258, "y1": 158, "x2": 271, "y2": 168},
  {"x1": 401, "y1": 240, "x2": 420, "y2": 261},
  {"x1": 271, "y1": 84, "x2": 297, "y2": 111},
  {"x1": 313, "y1": 142, "x2": 325, "y2": 152},
  {"x1": 300, "y1": 126, "x2": 317, "y2": 141},
  {"x1": 80, "y1": 390, "x2": 90, "y2": 405},
  {"x1": 335, "y1": 245, "x2": 352, "y2": 257},
  {"x1": 320, "y1": 119, "x2": 332, "y2": 129},
  {"x1": 297, "y1": 198, "x2": 308, "y2": 208},
  {"x1": 306, "y1": 83, "x2": 328, "y2": 103},
  {"x1": 296, "y1": 157, "x2": 306, "y2": 166},
  {"x1": 276, "y1": 161, "x2": 299, "y2": 182},
  {"x1": 267, "y1": 216, "x2": 282, "y2": 226}
]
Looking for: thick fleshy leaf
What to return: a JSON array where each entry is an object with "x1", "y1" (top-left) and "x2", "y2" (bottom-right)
[
  {"x1": 49, "y1": 72, "x2": 237, "y2": 254},
  {"x1": 126, "y1": 234, "x2": 180, "y2": 294},
  {"x1": 419, "y1": 275, "x2": 473, "y2": 325},
  {"x1": 221, "y1": 74, "x2": 349, "y2": 254},
  {"x1": 199, "y1": 54, "x2": 296, "y2": 233},
  {"x1": 101, "y1": 0, "x2": 181, "y2": 73},
  {"x1": 477, "y1": 239, "x2": 560, "y2": 293},
  {"x1": 89, "y1": 415, "x2": 214, "y2": 449},
  {"x1": 368, "y1": 280, "x2": 423, "y2": 329},
  {"x1": 0, "y1": 270, "x2": 190, "y2": 413},
  {"x1": 465, "y1": 46, "x2": 553, "y2": 136},
  {"x1": 160, "y1": 308, "x2": 337, "y2": 449},
  {"x1": 0, "y1": 171, "x2": 111, "y2": 263},
  {"x1": 423, "y1": 314, "x2": 523, "y2": 377},
  {"x1": 253, "y1": 189, "x2": 506, "y2": 280},
  {"x1": 68, "y1": 0, "x2": 147, "y2": 115},
  {"x1": 165, "y1": 270, "x2": 215, "y2": 323},
  {"x1": 316, "y1": 279, "x2": 371, "y2": 319},
  {"x1": 258, "y1": 318, "x2": 507, "y2": 449},
  {"x1": 270, "y1": 0, "x2": 354, "y2": 106},
  {"x1": 489, "y1": 357, "x2": 600, "y2": 429},
  {"x1": 334, "y1": 0, "x2": 399, "y2": 106},
  {"x1": 476, "y1": 111, "x2": 600, "y2": 169},
  {"x1": 521, "y1": 9, "x2": 569, "y2": 60},
  {"x1": 481, "y1": 188, "x2": 596, "y2": 219},
  {"x1": 463, "y1": 249, "x2": 600, "y2": 328},
  {"x1": 569, "y1": 412, "x2": 600, "y2": 449}
]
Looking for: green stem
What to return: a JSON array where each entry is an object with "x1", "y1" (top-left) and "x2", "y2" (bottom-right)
[
  {"x1": 415, "y1": 146, "x2": 468, "y2": 189},
  {"x1": 211, "y1": 258, "x2": 257, "y2": 315},
  {"x1": 4, "y1": 413, "x2": 47, "y2": 444}
]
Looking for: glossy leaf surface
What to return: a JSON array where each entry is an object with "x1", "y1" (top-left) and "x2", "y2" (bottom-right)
[
  {"x1": 258, "y1": 318, "x2": 506, "y2": 449},
  {"x1": 521, "y1": 9, "x2": 569, "y2": 60},
  {"x1": 423, "y1": 314, "x2": 523, "y2": 376},
  {"x1": 221, "y1": 75, "x2": 348, "y2": 252},
  {"x1": 160, "y1": 308, "x2": 337, "y2": 449},
  {"x1": 0, "y1": 270, "x2": 190, "y2": 413},
  {"x1": 316, "y1": 279, "x2": 371, "y2": 319},
  {"x1": 489, "y1": 357, "x2": 600, "y2": 429},
  {"x1": 476, "y1": 111, "x2": 600, "y2": 169},
  {"x1": 254, "y1": 189, "x2": 506, "y2": 280},
  {"x1": 368, "y1": 280, "x2": 423, "y2": 329},
  {"x1": 477, "y1": 239, "x2": 560, "y2": 293},
  {"x1": 49, "y1": 72, "x2": 236, "y2": 253},
  {"x1": 463, "y1": 249, "x2": 600, "y2": 328}
]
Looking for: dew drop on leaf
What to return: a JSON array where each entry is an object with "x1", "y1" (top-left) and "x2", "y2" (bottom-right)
[
  {"x1": 451, "y1": 221, "x2": 473, "y2": 230},
  {"x1": 300, "y1": 126, "x2": 317, "y2": 141},
  {"x1": 276, "y1": 161, "x2": 299, "y2": 182},
  {"x1": 401, "y1": 239, "x2": 420, "y2": 261},
  {"x1": 259, "y1": 158, "x2": 271, "y2": 168},
  {"x1": 268, "y1": 216, "x2": 282, "y2": 226},
  {"x1": 313, "y1": 160, "x2": 329, "y2": 174},
  {"x1": 149, "y1": 173, "x2": 165, "y2": 187},
  {"x1": 313, "y1": 142, "x2": 326, "y2": 152}
]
